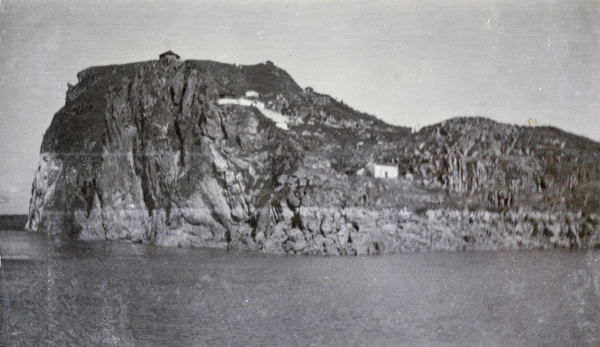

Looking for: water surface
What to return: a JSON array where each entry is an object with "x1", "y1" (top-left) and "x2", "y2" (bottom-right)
[{"x1": 1, "y1": 230, "x2": 599, "y2": 346}]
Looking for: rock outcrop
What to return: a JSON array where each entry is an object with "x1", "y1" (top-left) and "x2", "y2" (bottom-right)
[
  {"x1": 27, "y1": 58, "x2": 299, "y2": 247},
  {"x1": 26, "y1": 56, "x2": 600, "y2": 254}
]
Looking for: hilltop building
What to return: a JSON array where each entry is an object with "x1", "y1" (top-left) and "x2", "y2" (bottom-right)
[
  {"x1": 159, "y1": 50, "x2": 180, "y2": 61},
  {"x1": 357, "y1": 163, "x2": 398, "y2": 179}
]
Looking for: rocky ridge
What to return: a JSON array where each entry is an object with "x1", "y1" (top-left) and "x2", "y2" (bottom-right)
[{"x1": 26, "y1": 55, "x2": 600, "y2": 254}]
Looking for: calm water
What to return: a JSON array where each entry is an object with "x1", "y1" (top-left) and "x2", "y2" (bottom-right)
[{"x1": 1, "y1": 230, "x2": 599, "y2": 346}]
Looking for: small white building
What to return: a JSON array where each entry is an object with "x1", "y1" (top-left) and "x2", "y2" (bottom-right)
[
  {"x1": 245, "y1": 90, "x2": 260, "y2": 98},
  {"x1": 357, "y1": 163, "x2": 398, "y2": 179},
  {"x1": 375, "y1": 164, "x2": 398, "y2": 178}
]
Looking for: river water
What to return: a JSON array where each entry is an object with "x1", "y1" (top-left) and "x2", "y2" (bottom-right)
[{"x1": 1, "y1": 230, "x2": 599, "y2": 346}]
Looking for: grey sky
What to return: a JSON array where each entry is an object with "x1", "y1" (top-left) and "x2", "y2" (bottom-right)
[{"x1": 1, "y1": 0, "x2": 599, "y2": 214}]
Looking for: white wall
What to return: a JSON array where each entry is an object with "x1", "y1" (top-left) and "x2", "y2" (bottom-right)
[
  {"x1": 238, "y1": 98, "x2": 265, "y2": 109},
  {"x1": 218, "y1": 98, "x2": 264, "y2": 109},
  {"x1": 217, "y1": 98, "x2": 239, "y2": 105},
  {"x1": 374, "y1": 165, "x2": 398, "y2": 178}
]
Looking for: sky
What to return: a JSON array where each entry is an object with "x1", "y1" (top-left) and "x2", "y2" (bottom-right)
[{"x1": 0, "y1": 0, "x2": 599, "y2": 214}]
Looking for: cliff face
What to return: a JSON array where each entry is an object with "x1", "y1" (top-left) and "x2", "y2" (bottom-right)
[
  {"x1": 27, "y1": 58, "x2": 300, "y2": 247},
  {"x1": 27, "y1": 56, "x2": 600, "y2": 253}
]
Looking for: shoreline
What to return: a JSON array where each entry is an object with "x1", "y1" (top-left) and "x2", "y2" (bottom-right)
[{"x1": 17, "y1": 207, "x2": 600, "y2": 256}]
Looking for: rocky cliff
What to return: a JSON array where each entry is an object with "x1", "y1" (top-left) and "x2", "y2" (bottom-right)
[{"x1": 26, "y1": 55, "x2": 600, "y2": 254}]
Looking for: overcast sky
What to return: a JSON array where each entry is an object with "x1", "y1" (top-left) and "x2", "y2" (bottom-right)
[{"x1": 1, "y1": 0, "x2": 599, "y2": 214}]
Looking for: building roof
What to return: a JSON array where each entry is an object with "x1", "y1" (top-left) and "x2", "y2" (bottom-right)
[
  {"x1": 159, "y1": 50, "x2": 180, "y2": 60},
  {"x1": 374, "y1": 163, "x2": 397, "y2": 167}
]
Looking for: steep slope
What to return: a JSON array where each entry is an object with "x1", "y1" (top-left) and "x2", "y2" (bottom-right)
[
  {"x1": 26, "y1": 56, "x2": 398, "y2": 249},
  {"x1": 27, "y1": 56, "x2": 600, "y2": 254},
  {"x1": 28, "y1": 58, "x2": 302, "y2": 246},
  {"x1": 392, "y1": 117, "x2": 600, "y2": 212}
]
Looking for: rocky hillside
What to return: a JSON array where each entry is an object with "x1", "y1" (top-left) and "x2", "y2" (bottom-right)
[
  {"x1": 394, "y1": 117, "x2": 600, "y2": 213},
  {"x1": 26, "y1": 54, "x2": 600, "y2": 254}
]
